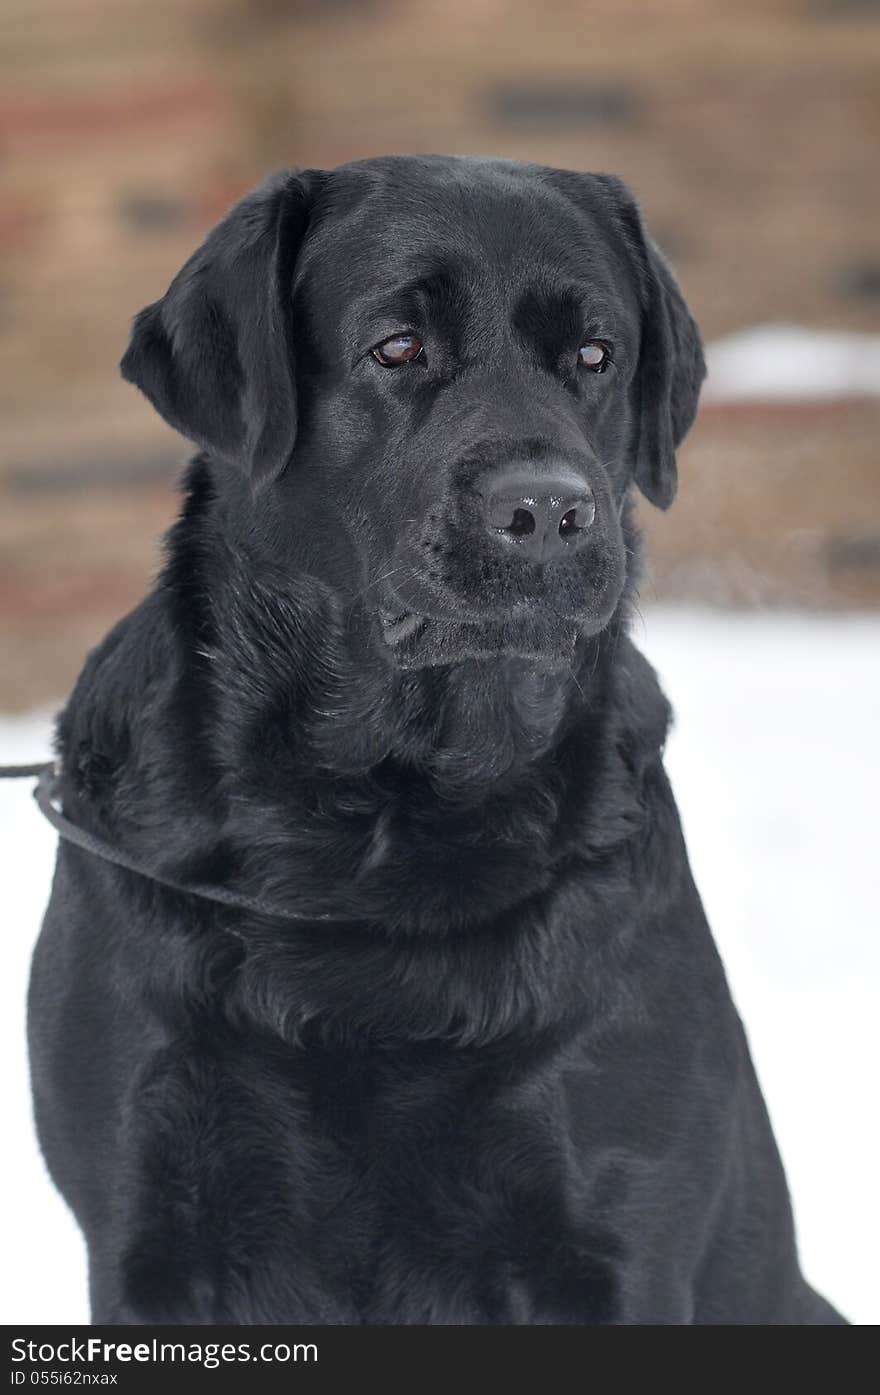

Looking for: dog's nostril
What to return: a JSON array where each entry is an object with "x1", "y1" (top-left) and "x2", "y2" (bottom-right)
[
  {"x1": 507, "y1": 507, "x2": 537, "y2": 539},
  {"x1": 484, "y1": 473, "x2": 595, "y2": 562},
  {"x1": 559, "y1": 499, "x2": 596, "y2": 538}
]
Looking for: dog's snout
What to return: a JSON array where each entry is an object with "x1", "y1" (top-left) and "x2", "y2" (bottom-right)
[{"x1": 483, "y1": 469, "x2": 596, "y2": 563}]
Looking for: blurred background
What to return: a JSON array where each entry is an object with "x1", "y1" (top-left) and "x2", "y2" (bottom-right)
[
  {"x1": 1, "y1": 0, "x2": 879, "y2": 1325},
  {"x1": 1, "y1": 0, "x2": 879, "y2": 705}
]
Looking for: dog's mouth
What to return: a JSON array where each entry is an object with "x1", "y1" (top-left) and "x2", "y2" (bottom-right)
[
  {"x1": 379, "y1": 601, "x2": 584, "y2": 670},
  {"x1": 380, "y1": 608, "x2": 426, "y2": 646},
  {"x1": 376, "y1": 528, "x2": 628, "y2": 667}
]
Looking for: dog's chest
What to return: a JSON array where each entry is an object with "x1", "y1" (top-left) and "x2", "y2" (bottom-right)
[{"x1": 251, "y1": 1039, "x2": 622, "y2": 1324}]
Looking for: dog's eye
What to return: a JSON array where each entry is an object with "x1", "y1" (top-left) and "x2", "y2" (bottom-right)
[
  {"x1": 578, "y1": 341, "x2": 611, "y2": 373},
  {"x1": 371, "y1": 334, "x2": 424, "y2": 367}
]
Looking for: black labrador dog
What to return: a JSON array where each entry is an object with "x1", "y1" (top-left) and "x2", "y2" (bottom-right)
[{"x1": 28, "y1": 155, "x2": 845, "y2": 1324}]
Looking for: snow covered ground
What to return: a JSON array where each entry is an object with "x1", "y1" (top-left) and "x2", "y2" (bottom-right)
[
  {"x1": 703, "y1": 324, "x2": 880, "y2": 403},
  {"x1": 2, "y1": 605, "x2": 877, "y2": 1324}
]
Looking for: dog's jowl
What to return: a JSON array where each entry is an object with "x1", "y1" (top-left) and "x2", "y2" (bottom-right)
[{"x1": 27, "y1": 155, "x2": 846, "y2": 1324}]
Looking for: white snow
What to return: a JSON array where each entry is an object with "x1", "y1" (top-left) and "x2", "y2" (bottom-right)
[
  {"x1": 703, "y1": 324, "x2": 880, "y2": 403},
  {"x1": 2, "y1": 606, "x2": 878, "y2": 1324}
]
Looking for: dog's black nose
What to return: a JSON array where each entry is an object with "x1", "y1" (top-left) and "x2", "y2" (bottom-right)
[{"x1": 483, "y1": 470, "x2": 596, "y2": 563}]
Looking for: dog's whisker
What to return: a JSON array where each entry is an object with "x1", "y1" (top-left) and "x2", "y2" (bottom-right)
[{"x1": 347, "y1": 564, "x2": 410, "y2": 615}]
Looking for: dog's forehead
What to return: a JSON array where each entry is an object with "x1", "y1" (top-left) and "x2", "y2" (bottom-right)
[{"x1": 295, "y1": 157, "x2": 634, "y2": 314}]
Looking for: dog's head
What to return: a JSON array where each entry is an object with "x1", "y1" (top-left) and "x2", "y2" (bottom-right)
[{"x1": 122, "y1": 155, "x2": 704, "y2": 670}]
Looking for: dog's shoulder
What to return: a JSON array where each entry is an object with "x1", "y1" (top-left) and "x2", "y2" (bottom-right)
[
  {"x1": 56, "y1": 596, "x2": 172, "y2": 807},
  {"x1": 609, "y1": 630, "x2": 673, "y2": 764}
]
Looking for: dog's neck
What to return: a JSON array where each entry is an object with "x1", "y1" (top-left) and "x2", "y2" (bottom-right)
[
  {"x1": 215, "y1": 574, "x2": 595, "y2": 797},
  {"x1": 168, "y1": 458, "x2": 614, "y2": 798},
  {"x1": 55, "y1": 464, "x2": 669, "y2": 1045},
  {"x1": 124, "y1": 461, "x2": 660, "y2": 935}
]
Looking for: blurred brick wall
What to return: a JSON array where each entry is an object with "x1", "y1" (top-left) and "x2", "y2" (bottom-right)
[{"x1": 1, "y1": 0, "x2": 879, "y2": 705}]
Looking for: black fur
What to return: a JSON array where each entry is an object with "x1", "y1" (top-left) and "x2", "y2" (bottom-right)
[{"x1": 29, "y1": 155, "x2": 844, "y2": 1324}]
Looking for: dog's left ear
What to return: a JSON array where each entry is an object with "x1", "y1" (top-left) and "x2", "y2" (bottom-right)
[
  {"x1": 121, "y1": 169, "x2": 317, "y2": 488},
  {"x1": 593, "y1": 175, "x2": 706, "y2": 510}
]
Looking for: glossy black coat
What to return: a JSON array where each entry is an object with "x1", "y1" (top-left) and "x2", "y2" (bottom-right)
[{"x1": 28, "y1": 156, "x2": 844, "y2": 1324}]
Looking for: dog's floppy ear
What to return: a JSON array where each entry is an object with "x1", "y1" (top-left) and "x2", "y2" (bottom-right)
[
  {"x1": 593, "y1": 175, "x2": 706, "y2": 510},
  {"x1": 121, "y1": 169, "x2": 316, "y2": 487}
]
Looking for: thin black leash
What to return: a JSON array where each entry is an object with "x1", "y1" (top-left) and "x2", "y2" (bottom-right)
[{"x1": 0, "y1": 761, "x2": 351, "y2": 924}]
